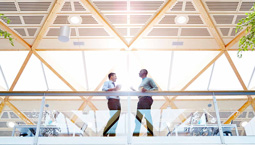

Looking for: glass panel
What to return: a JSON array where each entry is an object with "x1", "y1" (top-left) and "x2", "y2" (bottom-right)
[
  {"x1": 5, "y1": 99, "x2": 41, "y2": 137},
  {"x1": 170, "y1": 51, "x2": 219, "y2": 91},
  {"x1": 209, "y1": 55, "x2": 243, "y2": 90},
  {"x1": 186, "y1": 65, "x2": 213, "y2": 91},
  {"x1": 39, "y1": 96, "x2": 128, "y2": 137},
  {"x1": 216, "y1": 95, "x2": 252, "y2": 136},
  {"x1": 228, "y1": 51, "x2": 255, "y2": 87},
  {"x1": 130, "y1": 95, "x2": 220, "y2": 138},
  {"x1": 37, "y1": 51, "x2": 83, "y2": 91},
  {"x1": 0, "y1": 51, "x2": 27, "y2": 88},
  {"x1": 14, "y1": 55, "x2": 47, "y2": 91}
]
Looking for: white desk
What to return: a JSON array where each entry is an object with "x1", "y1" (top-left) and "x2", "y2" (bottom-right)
[
  {"x1": 12, "y1": 125, "x2": 60, "y2": 137},
  {"x1": 170, "y1": 124, "x2": 238, "y2": 136}
]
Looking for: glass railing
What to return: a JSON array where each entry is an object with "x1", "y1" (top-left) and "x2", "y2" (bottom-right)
[
  {"x1": 1, "y1": 98, "x2": 41, "y2": 138},
  {"x1": 0, "y1": 91, "x2": 255, "y2": 145},
  {"x1": 216, "y1": 95, "x2": 255, "y2": 137}
]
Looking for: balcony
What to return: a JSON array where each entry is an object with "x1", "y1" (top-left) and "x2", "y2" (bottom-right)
[{"x1": 0, "y1": 91, "x2": 255, "y2": 145}]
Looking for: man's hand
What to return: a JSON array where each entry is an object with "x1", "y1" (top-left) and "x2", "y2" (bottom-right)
[
  {"x1": 141, "y1": 87, "x2": 147, "y2": 92},
  {"x1": 116, "y1": 85, "x2": 121, "y2": 91}
]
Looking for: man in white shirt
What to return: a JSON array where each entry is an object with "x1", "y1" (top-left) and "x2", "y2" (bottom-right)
[{"x1": 102, "y1": 72, "x2": 121, "y2": 136}]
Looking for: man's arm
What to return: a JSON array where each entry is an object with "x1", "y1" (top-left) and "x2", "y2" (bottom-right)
[
  {"x1": 102, "y1": 82, "x2": 117, "y2": 91},
  {"x1": 149, "y1": 79, "x2": 158, "y2": 91}
]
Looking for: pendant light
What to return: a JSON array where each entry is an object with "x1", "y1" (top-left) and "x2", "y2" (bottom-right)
[{"x1": 58, "y1": 25, "x2": 70, "y2": 42}]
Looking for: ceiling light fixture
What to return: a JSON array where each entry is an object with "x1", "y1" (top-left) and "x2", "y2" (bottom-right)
[
  {"x1": 58, "y1": 26, "x2": 70, "y2": 42},
  {"x1": 175, "y1": 15, "x2": 189, "y2": 24},
  {"x1": 6, "y1": 121, "x2": 16, "y2": 128},
  {"x1": 241, "y1": 121, "x2": 248, "y2": 127},
  {"x1": 68, "y1": 16, "x2": 82, "y2": 24}
]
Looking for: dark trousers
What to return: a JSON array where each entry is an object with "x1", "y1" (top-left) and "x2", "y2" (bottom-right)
[
  {"x1": 103, "y1": 98, "x2": 121, "y2": 136},
  {"x1": 133, "y1": 96, "x2": 154, "y2": 136}
]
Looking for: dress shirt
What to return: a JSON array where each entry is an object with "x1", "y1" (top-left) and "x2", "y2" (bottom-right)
[{"x1": 102, "y1": 80, "x2": 119, "y2": 100}]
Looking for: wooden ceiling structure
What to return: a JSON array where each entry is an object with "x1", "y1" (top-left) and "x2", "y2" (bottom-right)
[{"x1": 0, "y1": 0, "x2": 255, "y2": 133}]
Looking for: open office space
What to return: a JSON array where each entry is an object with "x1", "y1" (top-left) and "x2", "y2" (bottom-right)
[{"x1": 0, "y1": 0, "x2": 255, "y2": 144}]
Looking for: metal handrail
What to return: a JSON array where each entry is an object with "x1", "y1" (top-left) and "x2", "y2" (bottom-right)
[{"x1": 0, "y1": 91, "x2": 255, "y2": 96}]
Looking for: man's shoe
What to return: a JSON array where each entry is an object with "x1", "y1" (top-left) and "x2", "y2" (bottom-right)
[
  {"x1": 103, "y1": 133, "x2": 108, "y2": 137},
  {"x1": 133, "y1": 133, "x2": 139, "y2": 136},
  {"x1": 147, "y1": 133, "x2": 154, "y2": 136},
  {"x1": 109, "y1": 133, "x2": 116, "y2": 137}
]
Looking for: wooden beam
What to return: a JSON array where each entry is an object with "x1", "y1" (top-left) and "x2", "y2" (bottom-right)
[
  {"x1": 0, "y1": 21, "x2": 31, "y2": 50},
  {"x1": 223, "y1": 51, "x2": 255, "y2": 123},
  {"x1": 225, "y1": 26, "x2": 251, "y2": 50},
  {"x1": 128, "y1": 0, "x2": 177, "y2": 49},
  {"x1": 71, "y1": 101, "x2": 87, "y2": 123},
  {"x1": 5, "y1": 51, "x2": 33, "y2": 100},
  {"x1": 171, "y1": 51, "x2": 224, "y2": 100},
  {"x1": 193, "y1": 0, "x2": 225, "y2": 50},
  {"x1": 251, "y1": 99, "x2": 255, "y2": 112},
  {"x1": 0, "y1": 101, "x2": 5, "y2": 115},
  {"x1": 160, "y1": 101, "x2": 169, "y2": 109},
  {"x1": 5, "y1": 100, "x2": 34, "y2": 125},
  {"x1": 32, "y1": 0, "x2": 64, "y2": 50},
  {"x1": 80, "y1": 0, "x2": 128, "y2": 48},
  {"x1": 224, "y1": 100, "x2": 251, "y2": 124},
  {"x1": 33, "y1": 51, "x2": 97, "y2": 110},
  {"x1": 33, "y1": 51, "x2": 78, "y2": 91},
  {"x1": 9, "y1": 51, "x2": 33, "y2": 91},
  {"x1": 224, "y1": 51, "x2": 247, "y2": 90}
]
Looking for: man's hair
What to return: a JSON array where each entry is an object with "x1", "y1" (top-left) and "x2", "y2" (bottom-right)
[
  {"x1": 108, "y1": 72, "x2": 116, "y2": 79},
  {"x1": 141, "y1": 69, "x2": 148, "y2": 75}
]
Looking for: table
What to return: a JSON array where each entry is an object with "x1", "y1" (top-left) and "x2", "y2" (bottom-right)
[{"x1": 169, "y1": 124, "x2": 238, "y2": 136}]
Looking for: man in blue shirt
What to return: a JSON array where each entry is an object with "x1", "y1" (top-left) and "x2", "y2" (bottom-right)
[
  {"x1": 102, "y1": 72, "x2": 121, "y2": 136},
  {"x1": 133, "y1": 69, "x2": 158, "y2": 136}
]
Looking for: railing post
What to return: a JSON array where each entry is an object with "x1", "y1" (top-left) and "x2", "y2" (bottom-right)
[
  {"x1": 212, "y1": 93, "x2": 225, "y2": 144},
  {"x1": 33, "y1": 95, "x2": 46, "y2": 145},
  {"x1": 127, "y1": 95, "x2": 132, "y2": 144}
]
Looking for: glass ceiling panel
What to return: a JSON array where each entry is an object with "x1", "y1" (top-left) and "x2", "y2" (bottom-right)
[
  {"x1": 0, "y1": 51, "x2": 27, "y2": 89},
  {"x1": 14, "y1": 54, "x2": 47, "y2": 91},
  {"x1": 209, "y1": 54, "x2": 243, "y2": 90},
  {"x1": 170, "y1": 51, "x2": 219, "y2": 91},
  {"x1": 228, "y1": 51, "x2": 255, "y2": 89}
]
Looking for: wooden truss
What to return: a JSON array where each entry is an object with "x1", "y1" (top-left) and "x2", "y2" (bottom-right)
[{"x1": 0, "y1": 0, "x2": 253, "y2": 126}]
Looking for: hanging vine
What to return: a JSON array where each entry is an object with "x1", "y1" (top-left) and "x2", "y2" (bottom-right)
[
  {"x1": 236, "y1": 3, "x2": 255, "y2": 57},
  {"x1": 0, "y1": 14, "x2": 14, "y2": 46}
]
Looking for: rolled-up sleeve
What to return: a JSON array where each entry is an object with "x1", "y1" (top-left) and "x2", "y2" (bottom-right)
[
  {"x1": 102, "y1": 82, "x2": 109, "y2": 91},
  {"x1": 149, "y1": 79, "x2": 158, "y2": 91}
]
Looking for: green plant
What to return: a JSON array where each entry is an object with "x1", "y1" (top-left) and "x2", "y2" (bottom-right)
[
  {"x1": 0, "y1": 14, "x2": 14, "y2": 46},
  {"x1": 236, "y1": 3, "x2": 255, "y2": 57}
]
